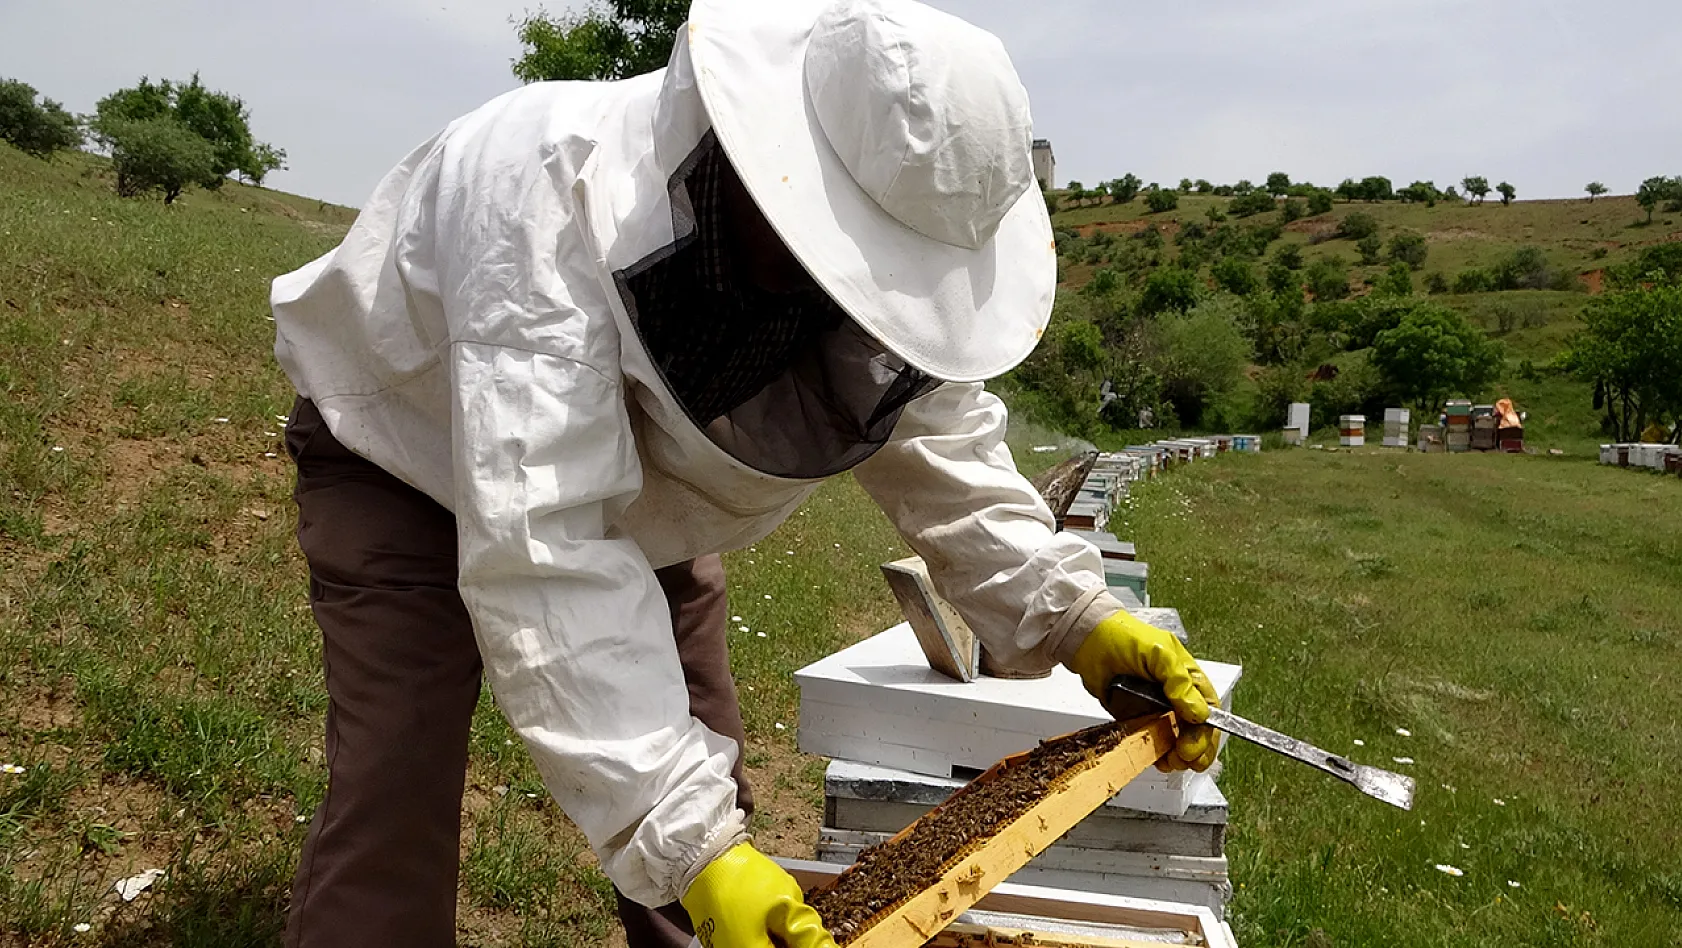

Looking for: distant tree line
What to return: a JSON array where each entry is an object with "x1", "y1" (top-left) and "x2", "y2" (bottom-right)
[{"x1": 0, "y1": 73, "x2": 285, "y2": 204}]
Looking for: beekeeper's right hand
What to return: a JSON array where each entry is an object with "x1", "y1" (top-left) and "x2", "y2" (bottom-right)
[
  {"x1": 1067, "y1": 609, "x2": 1221, "y2": 773},
  {"x1": 680, "y1": 843, "x2": 837, "y2": 948}
]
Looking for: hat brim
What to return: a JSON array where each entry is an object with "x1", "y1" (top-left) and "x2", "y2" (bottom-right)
[{"x1": 686, "y1": 0, "x2": 1056, "y2": 384}]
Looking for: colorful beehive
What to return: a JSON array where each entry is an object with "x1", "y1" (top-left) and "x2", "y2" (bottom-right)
[
  {"x1": 1069, "y1": 529, "x2": 1137, "y2": 563},
  {"x1": 1338, "y1": 415, "x2": 1365, "y2": 447},
  {"x1": 1382, "y1": 408, "x2": 1410, "y2": 447},
  {"x1": 1104, "y1": 559, "x2": 1150, "y2": 605},
  {"x1": 1445, "y1": 399, "x2": 1472, "y2": 453},
  {"x1": 1231, "y1": 434, "x2": 1262, "y2": 453}
]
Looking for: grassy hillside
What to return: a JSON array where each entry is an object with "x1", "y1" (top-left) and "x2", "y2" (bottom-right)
[
  {"x1": 1043, "y1": 190, "x2": 1681, "y2": 454},
  {"x1": 4, "y1": 144, "x2": 1678, "y2": 947}
]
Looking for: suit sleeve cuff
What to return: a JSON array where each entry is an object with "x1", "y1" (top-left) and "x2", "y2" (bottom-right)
[{"x1": 1048, "y1": 587, "x2": 1128, "y2": 666}]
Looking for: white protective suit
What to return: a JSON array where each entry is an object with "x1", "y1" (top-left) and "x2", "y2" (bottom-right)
[{"x1": 270, "y1": 41, "x2": 1123, "y2": 907}]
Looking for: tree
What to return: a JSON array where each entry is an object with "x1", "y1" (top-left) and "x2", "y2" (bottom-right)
[
  {"x1": 1147, "y1": 297, "x2": 1253, "y2": 428},
  {"x1": 512, "y1": 1, "x2": 687, "y2": 82},
  {"x1": 1307, "y1": 190, "x2": 1334, "y2": 215},
  {"x1": 1357, "y1": 176, "x2": 1394, "y2": 202},
  {"x1": 1145, "y1": 187, "x2": 1179, "y2": 213},
  {"x1": 1397, "y1": 180, "x2": 1440, "y2": 206},
  {"x1": 1228, "y1": 190, "x2": 1277, "y2": 218},
  {"x1": 244, "y1": 142, "x2": 287, "y2": 186},
  {"x1": 1462, "y1": 176, "x2": 1491, "y2": 204},
  {"x1": 92, "y1": 74, "x2": 279, "y2": 193},
  {"x1": 1496, "y1": 181, "x2": 1516, "y2": 206},
  {"x1": 1265, "y1": 171, "x2": 1292, "y2": 196},
  {"x1": 0, "y1": 78, "x2": 82, "y2": 158},
  {"x1": 1233, "y1": 179, "x2": 1256, "y2": 196},
  {"x1": 1066, "y1": 181, "x2": 1086, "y2": 207},
  {"x1": 1562, "y1": 282, "x2": 1682, "y2": 441},
  {"x1": 1355, "y1": 233, "x2": 1383, "y2": 266},
  {"x1": 1305, "y1": 256, "x2": 1350, "y2": 301},
  {"x1": 105, "y1": 117, "x2": 216, "y2": 204},
  {"x1": 1212, "y1": 257, "x2": 1258, "y2": 296},
  {"x1": 1335, "y1": 178, "x2": 1360, "y2": 202},
  {"x1": 1635, "y1": 176, "x2": 1679, "y2": 224},
  {"x1": 1273, "y1": 243, "x2": 1304, "y2": 271},
  {"x1": 1194, "y1": 179, "x2": 1213, "y2": 194},
  {"x1": 1139, "y1": 267, "x2": 1201, "y2": 316},
  {"x1": 1585, "y1": 181, "x2": 1608, "y2": 202},
  {"x1": 1178, "y1": 178, "x2": 1195, "y2": 193},
  {"x1": 1371, "y1": 305, "x2": 1502, "y2": 414},
  {"x1": 1108, "y1": 173, "x2": 1141, "y2": 204},
  {"x1": 1387, "y1": 231, "x2": 1429, "y2": 270},
  {"x1": 1337, "y1": 211, "x2": 1379, "y2": 240}
]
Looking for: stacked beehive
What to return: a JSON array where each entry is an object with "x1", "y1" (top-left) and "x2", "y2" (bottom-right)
[
  {"x1": 1382, "y1": 408, "x2": 1410, "y2": 447},
  {"x1": 1338, "y1": 415, "x2": 1365, "y2": 447},
  {"x1": 1445, "y1": 400, "x2": 1472, "y2": 453},
  {"x1": 1470, "y1": 405, "x2": 1499, "y2": 452},
  {"x1": 797, "y1": 447, "x2": 1244, "y2": 914},
  {"x1": 1284, "y1": 402, "x2": 1311, "y2": 445}
]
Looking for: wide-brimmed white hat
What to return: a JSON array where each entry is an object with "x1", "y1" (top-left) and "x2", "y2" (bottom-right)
[{"x1": 687, "y1": 0, "x2": 1056, "y2": 383}]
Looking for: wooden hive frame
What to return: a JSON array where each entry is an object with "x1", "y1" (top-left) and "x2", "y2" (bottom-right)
[{"x1": 809, "y1": 715, "x2": 1177, "y2": 948}]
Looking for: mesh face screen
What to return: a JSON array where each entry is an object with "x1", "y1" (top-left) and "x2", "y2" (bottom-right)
[{"x1": 617, "y1": 134, "x2": 939, "y2": 480}]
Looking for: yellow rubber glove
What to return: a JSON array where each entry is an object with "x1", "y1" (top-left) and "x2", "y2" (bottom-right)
[
  {"x1": 1068, "y1": 610, "x2": 1222, "y2": 773},
  {"x1": 681, "y1": 843, "x2": 837, "y2": 948}
]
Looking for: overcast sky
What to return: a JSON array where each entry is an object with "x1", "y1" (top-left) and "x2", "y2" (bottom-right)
[{"x1": 4, "y1": 0, "x2": 1678, "y2": 208}]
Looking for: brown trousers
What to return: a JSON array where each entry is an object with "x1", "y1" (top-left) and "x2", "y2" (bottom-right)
[{"x1": 283, "y1": 398, "x2": 751, "y2": 948}]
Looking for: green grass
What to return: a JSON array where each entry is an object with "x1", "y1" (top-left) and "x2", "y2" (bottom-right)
[
  {"x1": 1113, "y1": 449, "x2": 1682, "y2": 946},
  {"x1": 5, "y1": 141, "x2": 1679, "y2": 945}
]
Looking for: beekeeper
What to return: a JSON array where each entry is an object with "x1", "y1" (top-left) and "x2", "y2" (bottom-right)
[{"x1": 269, "y1": 1, "x2": 1220, "y2": 946}]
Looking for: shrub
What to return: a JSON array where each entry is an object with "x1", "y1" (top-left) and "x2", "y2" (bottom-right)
[
  {"x1": 1453, "y1": 268, "x2": 1495, "y2": 294},
  {"x1": 1387, "y1": 231, "x2": 1429, "y2": 270},
  {"x1": 0, "y1": 79, "x2": 82, "y2": 158},
  {"x1": 1280, "y1": 199, "x2": 1305, "y2": 223},
  {"x1": 107, "y1": 117, "x2": 217, "y2": 203},
  {"x1": 1425, "y1": 272, "x2": 1450, "y2": 295},
  {"x1": 1338, "y1": 212, "x2": 1380, "y2": 241},
  {"x1": 1356, "y1": 234, "x2": 1383, "y2": 265},
  {"x1": 1148, "y1": 296, "x2": 1253, "y2": 428},
  {"x1": 1273, "y1": 244, "x2": 1305, "y2": 271},
  {"x1": 1139, "y1": 267, "x2": 1202, "y2": 316},
  {"x1": 1212, "y1": 257, "x2": 1259, "y2": 296},
  {"x1": 1373, "y1": 262, "x2": 1414, "y2": 297},
  {"x1": 1305, "y1": 256, "x2": 1350, "y2": 301},
  {"x1": 1307, "y1": 190, "x2": 1335, "y2": 215},
  {"x1": 1145, "y1": 187, "x2": 1179, "y2": 213},
  {"x1": 1492, "y1": 246, "x2": 1562, "y2": 291}
]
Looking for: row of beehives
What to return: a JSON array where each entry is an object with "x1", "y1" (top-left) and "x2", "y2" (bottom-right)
[
  {"x1": 1064, "y1": 436, "x2": 1262, "y2": 538},
  {"x1": 796, "y1": 508, "x2": 1240, "y2": 914},
  {"x1": 1600, "y1": 442, "x2": 1682, "y2": 474}
]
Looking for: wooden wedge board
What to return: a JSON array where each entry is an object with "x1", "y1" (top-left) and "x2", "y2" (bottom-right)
[
  {"x1": 881, "y1": 556, "x2": 978, "y2": 682},
  {"x1": 812, "y1": 715, "x2": 1177, "y2": 948}
]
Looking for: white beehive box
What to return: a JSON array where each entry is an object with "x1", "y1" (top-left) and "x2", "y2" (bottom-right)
[{"x1": 795, "y1": 623, "x2": 1241, "y2": 816}]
